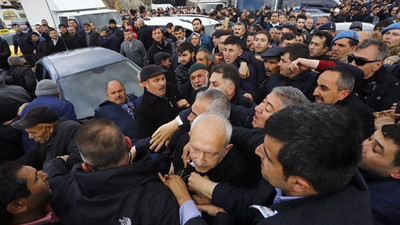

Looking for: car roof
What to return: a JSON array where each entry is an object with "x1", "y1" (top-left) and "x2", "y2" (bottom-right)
[
  {"x1": 144, "y1": 16, "x2": 220, "y2": 27},
  {"x1": 38, "y1": 47, "x2": 128, "y2": 78},
  {"x1": 335, "y1": 22, "x2": 374, "y2": 34},
  {"x1": 144, "y1": 16, "x2": 221, "y2": 36}
]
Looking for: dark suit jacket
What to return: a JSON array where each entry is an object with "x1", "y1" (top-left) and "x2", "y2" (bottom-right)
[{"x1": 48, "y1": 38, "x2": 66, "y2": 54}]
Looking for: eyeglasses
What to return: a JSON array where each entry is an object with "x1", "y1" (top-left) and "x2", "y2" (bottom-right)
[{"x1": 348, "y1": 55, "x2": 381, "y2": 66}]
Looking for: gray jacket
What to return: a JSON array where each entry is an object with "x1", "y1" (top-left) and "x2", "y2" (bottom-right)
[{"x1": 120, "y1": 39, "x2": 147, "y2": 67}]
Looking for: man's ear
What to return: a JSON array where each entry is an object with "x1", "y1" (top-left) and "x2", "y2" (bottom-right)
[
  {"x1": 7, "y1": 199, "x2": 28, "y2": 215},
  {"x1": 323, "y1": 46, "x2": 329, "y2": 54},
  {"x1": 124, "y1": 136, "x2": 132, "y2": 150},
  {"x1": 287, "y1": 176, "x2": 317, "y2": 195},
  {"x1": 390, "y1": 167, "x2": 400, "y2": 180},
  {"x1": 224, "y1": 143, "x2": 234, "y2": 156},
  {"x1": 227, "y1": 83, "x2": 235, "y2": 97},
  {"x1": 338, "y1": 89, "x2": 350, "y2": 101},
  {"x1": 239, "y1": 49, "x2": 244, "y2": 56}
]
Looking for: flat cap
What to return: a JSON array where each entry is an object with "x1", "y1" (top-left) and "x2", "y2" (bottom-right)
[
  {"x1": 260, "y1": 46, "x2": 282, "y2": 60},
  {"x1": 188, "y1": 63, "x2": 208, "y2": 75},
  {"x1": 318, "y1": 22, "x2": 336, "y2": 31},
  {"x1": 381, "y1": 22, "x2": 400, "y2": 35},
  {"x1": 140, "y1": 65, "x2": 167, "y2": 81},
  {"x1": 11, "y1": 106, "x2": 58, "y2": 130},
  {"x1": 332, "y1": 30, "x2": 359, "y2": 45},
  {"x1": 154, "y1": 52, "x2": 170, "y2": 65}
]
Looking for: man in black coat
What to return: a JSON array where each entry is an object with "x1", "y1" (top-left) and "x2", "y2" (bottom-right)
[
  {"x1": 147, "y1": 27, "x2": 172, "y2": 65},
  {"x1": 48, "y1": 28, "x2": 67, "y2": 54},
  {"x1": 350, "y1": 39, "x2": 400, "y2": 111},
  {"x1": 313, "y1": 66, "x2": 375, "y2": 139},
  {"x1": 161, "y1": 104, "x2": 374, "y2": 225},
  {"x1": 137, "y1": 17, "x2": 153, "y2": 51},
  {"x1": 0, "y1": 36, "x2": 10, "y2": 70},
  {"x1": 43, "y1": 118, "x2": 180, "y2": 225},
  {"x1": 83, "y1": 23, "x2": 99, "y2": 46},
  {"x1": 12, "y1": 24, "x2": 36, "y2": 67},
  {"x1": 67, "y1": 26, "x2": 86, "y2": 48},
  {"x1": 11, "y1": 106, "x2": 82, "y2": 170},
  {"x1": 346, "y1": 6, "x2": 365, "y2": 22},
  {"x1": 5, "y1": 56, "x2": 36, "y2": 99},
  {"x1": 135, "y1": 65, "x2": 183, "y2": 139},
  {"x1": 31, "y1": 32, "x2": 49, "y2": 60},
  {"x1": 108, "y1": 19, "x2": 124, "y2": 49},
  {"x1": 0, "y1": 75, "x2": 31, "y2": 163},
  {"x1": 58, "y1": 24, "x2": 77, "y2": 50}
]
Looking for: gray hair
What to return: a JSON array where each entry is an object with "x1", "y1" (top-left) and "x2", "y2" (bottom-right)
[
  {"x1": 197, "y1": 48, "x2": 213, "y2": 61},
  {"x1": 196, "y1": 89, "x2": 230, "y2": 119},
  {"x1": 325, "y1": 66, "x2": 355, "y2": 92},
  {"x1": 137, "y1": 18, "x2": 144, "y2": 26},
  {"x1": 191, "y1": 112, "x2": 232, "y2": 147},
  {"x1": 356, "y1": 38, "x2": 388, "y2": 60},
  {"x1": 8, "y1": 56, "x2": 24, "y2": 66},
  {"x1": 235, "y1": 22, "x2": 245, "y2": 30},
  {"x1": 271, "y1": 86, "x2": 310, "y2": 108}
]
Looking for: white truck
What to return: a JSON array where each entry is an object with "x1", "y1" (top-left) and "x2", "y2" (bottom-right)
[{"x1": 20, "y1": 0, "x2": 121, "y2": 29}]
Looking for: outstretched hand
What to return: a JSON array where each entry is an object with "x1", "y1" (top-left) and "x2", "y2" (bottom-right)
[{"x1": 158, "y1": 173, "x2": 192, "y2": 206}]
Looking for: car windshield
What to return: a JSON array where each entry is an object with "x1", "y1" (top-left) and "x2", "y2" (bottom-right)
[
  {"x1": 0, "y1": 33, "x2": 14, "y2": 45},
  {"x1": 59, "y1": 60, "x2": 142, "y2": 120},
  {"x1": 76, "y1": 12, "x2": 121, "y2": 29}
]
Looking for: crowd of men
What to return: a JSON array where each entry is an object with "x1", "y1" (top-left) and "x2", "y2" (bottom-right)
[{"x1": 1, "y1": 1, "x2": 400, "y2": 225}]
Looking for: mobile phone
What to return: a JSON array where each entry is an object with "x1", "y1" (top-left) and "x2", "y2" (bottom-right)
[{"x1": 395, "y1": 102, "x2": 400, "y2": 114}]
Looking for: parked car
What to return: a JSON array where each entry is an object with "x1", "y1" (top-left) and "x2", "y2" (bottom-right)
[
  {"x1": 335, "y1": 22, "x2": 374, "y2": 34},
  {"x1": 143, "y1": 15, "x2": 222, "y2": 37},
  {"x1": 34, "y1": 47, "x2": 143, "y2": 121}
]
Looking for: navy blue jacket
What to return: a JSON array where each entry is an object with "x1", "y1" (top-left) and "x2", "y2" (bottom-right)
[
  {"x1": 94, "y1": 94, "x2": 138, "y2": 143},
  {"x1": 266, "y1": 70, "x2": 319, "y2": 102},
  {"x1": 361, "y1": 170, "x2": 400, "y2": 225},
  {"x1": 97, "y1": 33, "x2": 120, "y2": 52},
  {"x1": 12, "y1": 32, "x2": 34, "y2": 54}
]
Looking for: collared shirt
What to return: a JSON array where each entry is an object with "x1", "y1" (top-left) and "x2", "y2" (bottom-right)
[
  {"x1": 18, "y1": 204, "x2": 60, "y2": 225},
  {"x1": 273, "y1": 188, "x2": 305, "y2": 204},
  {"x1": 179, "y1": 200, "x2": 202, "y2": 225},
  {"x1": 250, "y1": 188, "x2": 305, "y2": 219}
]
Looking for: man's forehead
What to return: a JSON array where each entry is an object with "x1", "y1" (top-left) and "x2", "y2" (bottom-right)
[
  {"x1": 318, "y1": 71, "x2": 339, "y2": 84},
  {"x1": 191, "y1": 69, "x2": 207, "y2": 76},
  {"x1": 210, "y1": 72, "x2": 223, "y2": 80},
  {"x1": 16, "y1": 165, "x2": 35, "y2": 180}
]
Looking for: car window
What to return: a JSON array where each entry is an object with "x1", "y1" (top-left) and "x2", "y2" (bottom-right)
[{"x1": 59, "y1": 60, "x2": 142, "y2": 120}]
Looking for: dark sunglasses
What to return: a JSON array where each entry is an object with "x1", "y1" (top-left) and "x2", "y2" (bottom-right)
[{"x1": 348, "y1": 55, "x2": 381, "y2": 66}]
